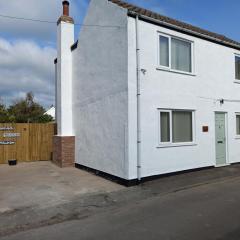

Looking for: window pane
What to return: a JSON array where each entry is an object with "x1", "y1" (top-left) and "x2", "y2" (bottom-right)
[
  {"x1": 171, "y1": 38, "x2": 192, "y2": 72},
  {"x1": 172, "y1": 111, "x2": 193, "y2": 143},
  {"x1": 235, "y1": 56, "x2": 240, "y2": 80},
  {"x1": 236, "y1": 115, "x2": 240, "y2": 135},
  {"x1": 160, "y1": 36, "x2": 169, "y2": 67},
  {"x1": 160, "y1": 112, "x2": 170, "y2": 142}
]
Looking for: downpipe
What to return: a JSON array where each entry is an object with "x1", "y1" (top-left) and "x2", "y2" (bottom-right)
[{"x1": 136, "y1": 15, "x2": 142, "y2": 182}]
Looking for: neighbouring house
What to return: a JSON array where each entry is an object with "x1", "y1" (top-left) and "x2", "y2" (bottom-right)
[
  {"x1": 44, "y1": 106, "x2": 55, "y2": 120},
  {"x1": 53, "y1": 0, "x2": 240, "y2": 184}
]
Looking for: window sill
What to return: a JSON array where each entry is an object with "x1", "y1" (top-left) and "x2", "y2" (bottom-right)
[
  {"x1": 234, "y1": 80, "x2": 240, "y2": 84},
  {"x1": 235, "y1": 136, "x2": 240, "y2": 139},
  {"x1": 157, "y1": 142, "x2": 197, "y2": 148},
  {"x1": 156, "y1": 67, "x2": 196, "y2": 76}
]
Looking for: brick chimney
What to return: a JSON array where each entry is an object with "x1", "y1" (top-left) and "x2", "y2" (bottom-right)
[
  {"x1": 63, "y1": 1, "x2": 70, "y2": 16},
  {"x1": 57, "y1": 1, "x2": 74, "y2": 25},
  {"x1": 53, "y1": 1, "x2": 75, "y2": 168}
]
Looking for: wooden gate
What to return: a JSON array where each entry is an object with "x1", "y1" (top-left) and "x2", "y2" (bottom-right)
[{"x1": 0, "y1": 123, "x2": 56, "y2": 164}]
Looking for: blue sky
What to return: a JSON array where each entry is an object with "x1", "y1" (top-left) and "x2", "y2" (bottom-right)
[{"x1": 0, "y1": 0, "x2": 239, "y2": 108}]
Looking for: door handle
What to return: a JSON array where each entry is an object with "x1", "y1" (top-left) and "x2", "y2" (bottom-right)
[{"x1": 218, "y1": 141, "x2": 223, "y2": 144}]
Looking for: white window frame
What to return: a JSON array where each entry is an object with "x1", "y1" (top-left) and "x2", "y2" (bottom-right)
[
  {"x1": 158, "y1": 34, "x2": 171, "y2": 69},
  {"x1": 157, "y1": 32, "x2": 195, "y2": 75},
  {"x1": 159, "y1": 110, "x2": 172, "y2": 144},
  {"x1": 235, "y1": 113, "x2": 240, "y2": 138},
  {"x1": 234, "y1": 54, "x2": 240, "y2": 83},
  {"x1": 158, "y1": 109, "x2": 196, "y2": 148}
]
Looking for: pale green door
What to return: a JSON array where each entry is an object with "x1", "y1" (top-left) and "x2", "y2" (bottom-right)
[{"x1": 215, "y1": 113, "x2": 227, "y2": 166}]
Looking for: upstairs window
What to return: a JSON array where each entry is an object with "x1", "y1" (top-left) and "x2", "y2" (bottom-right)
[
  {"x1": 235, "y1": 56, "x2": 240, "y2": 80},
  {"x1": 159, "y1": 36, "x2": 169, "y2": 67},
  {"x1": 159, "y1": 34, "x2": 193, "y2": 73}
]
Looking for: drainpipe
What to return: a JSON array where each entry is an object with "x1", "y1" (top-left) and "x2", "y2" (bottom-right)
[{"x1": 136, "y1": 15, "x2": 142, "y2": 181}]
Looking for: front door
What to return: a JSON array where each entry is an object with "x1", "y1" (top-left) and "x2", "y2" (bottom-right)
[{"x1": 215, "y1": 113, "x2": 227, "y2": 166}]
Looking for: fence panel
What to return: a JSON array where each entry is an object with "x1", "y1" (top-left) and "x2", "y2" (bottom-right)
[{"x1": 0, "y1": 123, "x2": 55, "y2": 164}]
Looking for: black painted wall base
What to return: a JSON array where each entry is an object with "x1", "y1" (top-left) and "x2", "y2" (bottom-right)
[
  {"x1": 75, "y1": 163, "x2": 214, "y2": 187},
  {"x1": 75, "y1": 163, "x2": 139, "y2": 187}
]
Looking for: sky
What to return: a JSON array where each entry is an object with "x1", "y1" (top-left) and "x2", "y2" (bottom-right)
[{"x1": 0, "y1": 0, "x2": 240, "y2": 108}]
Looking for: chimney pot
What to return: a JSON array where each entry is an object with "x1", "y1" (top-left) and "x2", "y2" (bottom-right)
[{"x1": 62, "y1": 1, "x2": 70, "y2": 16}]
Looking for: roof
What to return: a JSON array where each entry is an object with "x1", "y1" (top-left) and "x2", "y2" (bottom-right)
[
  {"x1": 109, "y1": 0, "x2": 240, "y2": 50},
  {"x1": 44, "y1": 106, "x2": 55, "y2": 119}
]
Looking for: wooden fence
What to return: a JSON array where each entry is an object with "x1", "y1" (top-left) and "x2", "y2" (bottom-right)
[{"x1": 0, "y1": 123, "x2": 56, "y2": 164}]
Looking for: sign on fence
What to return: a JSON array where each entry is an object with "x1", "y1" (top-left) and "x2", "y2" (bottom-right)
[
  {"x1": 0, "y1": 141, "x2": 15, "y2": 145},
  {"x1": 3, "y1": 133, "x2": 21, "y2": 138},
  {"x1": 0, "y1": 127, "x2": 14, "y2": 131}
]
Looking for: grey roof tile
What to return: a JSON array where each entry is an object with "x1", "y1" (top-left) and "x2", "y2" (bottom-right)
[{"x1": 109, "y1": 0, "x2": 240, "y2": 49}]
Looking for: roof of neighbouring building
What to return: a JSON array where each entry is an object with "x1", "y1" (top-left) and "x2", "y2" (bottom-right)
[
  {"x1": 108, "y1": 0, "x2": 240, "y2": 50},
  {"x1": 44, "y1": 106, "x2": 55, "y2": 119}
]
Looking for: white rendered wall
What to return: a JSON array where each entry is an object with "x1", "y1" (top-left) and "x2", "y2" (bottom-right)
[
  {"x1": 56, "y1": 21, "x2": 74, "y2": 136},
  {"x1": 72, "y1": 0, "x2": 129, "y2": 179},
  {"x1": 128, "y1": 17, "x2": 240, "y2": 180}
]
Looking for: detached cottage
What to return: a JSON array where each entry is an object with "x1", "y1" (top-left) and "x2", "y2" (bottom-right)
[{"x1": 54, "y1": 0, "x2": 240, "y2": 184}]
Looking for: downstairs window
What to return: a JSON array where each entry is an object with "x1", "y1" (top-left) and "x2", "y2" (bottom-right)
[{"x1": 159, "y1": 110, "x2": 194, "y2": 144}]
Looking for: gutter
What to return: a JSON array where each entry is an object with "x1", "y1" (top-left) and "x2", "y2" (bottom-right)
[
  {"x1": 135, "y1": 15, "x2": 142, "y2": 181},
  {"x1": 128, "y1": 11, "x2": 240, "y2": 51}
]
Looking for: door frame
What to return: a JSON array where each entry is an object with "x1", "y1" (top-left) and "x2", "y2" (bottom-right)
[{"x1": 214, "y1": 111, "x2": 229, "y2": 167}]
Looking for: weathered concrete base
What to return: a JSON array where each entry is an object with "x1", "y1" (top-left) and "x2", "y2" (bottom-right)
[
  {"x1": 2, "y1": 164, "x2": 240, "y2": 239},
  {"x1": 53, "y1": 136, "x2": 75, "y2": 168}
]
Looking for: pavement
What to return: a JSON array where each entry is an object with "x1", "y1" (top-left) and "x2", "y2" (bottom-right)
[
  {"x1": 0, "y1": 161, "x2": 123, "y2": 211},
  {"x1": 1, "y1": 163, "x2": 240, "y2": 239}
]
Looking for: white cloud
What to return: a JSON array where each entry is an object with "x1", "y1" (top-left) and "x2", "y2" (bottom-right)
[
  {"x1": 0, "y1": 0, "x2": 89, "y2": 108},
  {"x1": 0, "y1": 0, "x2": 90, "y2": 107},
  {"x1": 0, "y1": 38, "x2": 56, "y2": 108},
  {"x1": 0, "y1": 0, "x2": 83, "y2": 43}
]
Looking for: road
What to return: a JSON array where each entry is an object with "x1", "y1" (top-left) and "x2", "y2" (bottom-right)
[{"x1": 2, "y1": 173, "x2": 240, "y2": 240}]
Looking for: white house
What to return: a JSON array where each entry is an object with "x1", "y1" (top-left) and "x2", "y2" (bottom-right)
[
  {"x1": 54, "y1": 0, "x2": 240, "y2": 184},
  {"x1": 44, "y1": 106, "x2": 55, "y2": 120}
]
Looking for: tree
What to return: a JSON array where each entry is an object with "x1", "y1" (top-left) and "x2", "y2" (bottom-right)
[
  {"x1": 38, "y1": 114, "x2": 54, "y2": 123},
  {"x1": 0, "y1": 99, "x2": 10, "y2": 123},
  {"x1": 8, "y1": 92, "x2": 53, "y2": 123}
]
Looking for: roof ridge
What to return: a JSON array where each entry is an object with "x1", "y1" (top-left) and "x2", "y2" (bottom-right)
[{"x1": 108, "y1": 0, "x2": 240, "y2": 49}]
